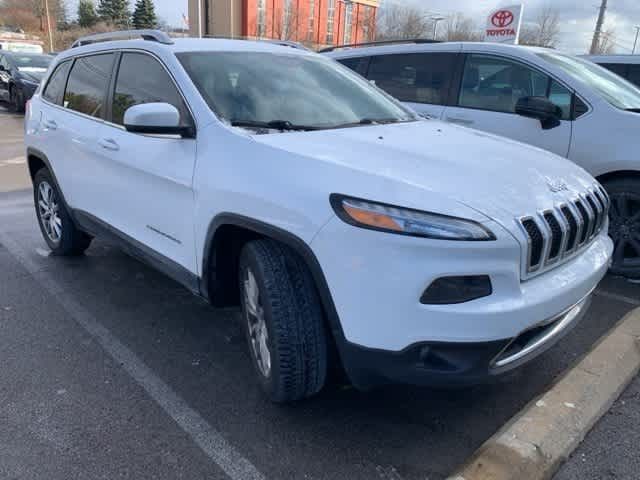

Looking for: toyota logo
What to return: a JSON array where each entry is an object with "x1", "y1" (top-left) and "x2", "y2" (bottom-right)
[{"x1": 491, "y1": 10, "x2": 514, "y2": 28}]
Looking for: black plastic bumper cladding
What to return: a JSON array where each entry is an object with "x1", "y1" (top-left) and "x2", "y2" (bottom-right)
[{"x1": 420, "y1": 275, "x2": 493, "y2": 305}]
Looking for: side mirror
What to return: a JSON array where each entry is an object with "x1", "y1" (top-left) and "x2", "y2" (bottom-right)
[
  {"x1": 124, "y1": 103, "x2": 194, "y2": 138},
  {"x1": 515, "y1": 96, "x2": 562, "y2": 130}
]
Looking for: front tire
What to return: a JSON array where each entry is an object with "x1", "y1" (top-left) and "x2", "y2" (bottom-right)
[
  {"x1": 34, "y1": 169, "x2": 92, "y2": 256},
  {"x1": 239, "y1": 239, "x2": 328, "y2": 403},
  {"x1": 603, "y1": 177, "x2": 640, "y2": 279}
]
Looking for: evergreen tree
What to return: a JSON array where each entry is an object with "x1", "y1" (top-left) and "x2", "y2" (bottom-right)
[
  {"x1": 77, "y1": 0, "x2": 99, "y2": 28},
  {"x1": 132, "y1": 0, "x2": 157, "y2": 29},
  {"x1": 97, "y1": 0, "x2": 130, "y2": 27}
]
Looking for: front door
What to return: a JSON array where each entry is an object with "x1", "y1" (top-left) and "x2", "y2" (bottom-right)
[
  {"x1": 443, "y1": 53, "x2": 573, "y2": 158},
  {"x1": 93, "y1": 51, "x2": 198, "y2": 273}
]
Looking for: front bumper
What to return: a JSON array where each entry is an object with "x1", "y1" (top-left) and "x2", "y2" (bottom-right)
[
  {"x1": 339, "y1": 292, "x2": 591, "y2": 389},
  {"x1": 311, "y1": 215, "x2": 612, "y2": 388}
]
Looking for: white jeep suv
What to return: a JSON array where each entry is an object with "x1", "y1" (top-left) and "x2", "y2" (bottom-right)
[
  {"x1": 25, "y1": 31, "x2": 612, "y2": 402},
  {"x1": 326, "y1": 41, "x2": 640, "y2": 278}
]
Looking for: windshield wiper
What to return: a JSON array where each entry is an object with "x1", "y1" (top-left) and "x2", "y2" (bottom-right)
[
  {"x1": 327, "y1": 118, "x2": 409, "y2": 130},
  {"x1": 624, "y1": 108, "x2": 640, "y2": 113},
  {"x1": 230, "y1": 120, "x2": 318, "y2": 131}
]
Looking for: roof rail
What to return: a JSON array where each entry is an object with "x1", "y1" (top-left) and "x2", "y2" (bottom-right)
[
  {"x1": 319, "y1": 38, "x2": 442, "y2": 53},
  {"x1": 71, "y1": 29, "x2": 174, "y2": 48},
  {"x1": 201, "y1": 35, "x2": 310, "y2": 51},
  {"x1": 262, "y1": 39, "x2": 310, "y2": 51}
]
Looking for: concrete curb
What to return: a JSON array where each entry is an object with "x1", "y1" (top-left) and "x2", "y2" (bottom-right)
[{"x1": 447, "y1": 307, "x2": 640, "y2": 480}]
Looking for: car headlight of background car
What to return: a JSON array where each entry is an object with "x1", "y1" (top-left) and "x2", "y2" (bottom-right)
[{"x1": 330, "y1": 194, "x2": 495, "y2": 241}]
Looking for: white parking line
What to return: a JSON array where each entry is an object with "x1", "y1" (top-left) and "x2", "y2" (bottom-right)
[
  {"x1": 595, "y1": 289, "x2": 640, "y2": 307},
  {"x1": 3, "y1": 157, "x2": 26, "y2": 165},
  {"x1": 0, "y1": 231, "x2": 266, "y2": 480}
]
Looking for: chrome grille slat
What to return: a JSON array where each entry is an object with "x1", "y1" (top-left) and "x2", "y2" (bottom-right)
[{"x1": 518, "y1": 185, "x2": 609, "y2": 278}]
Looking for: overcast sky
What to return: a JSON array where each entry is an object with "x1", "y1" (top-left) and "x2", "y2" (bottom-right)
[{"x1": 68, "y1": 1, "x2": 640, "y2": 54}]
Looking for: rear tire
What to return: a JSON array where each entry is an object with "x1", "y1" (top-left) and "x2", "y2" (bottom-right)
[
  {"x1": 33, "y1": 168, "x2": 92, "y2": 256},
  {"x1": 239, "y1": 239, "x2": 328, "y2": 403},
  {"x1": 602, "y1": 177, "x2": 640, "y2": 279}
]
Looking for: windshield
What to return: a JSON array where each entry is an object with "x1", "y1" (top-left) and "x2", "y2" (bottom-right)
[
  {"x1": 538, "y1": 52, "x2": 640, "y2": 110},
  {"x1": 177, "y1": 51, "x2": 416, "y2": 132},
  {"x1": 11, "y1": 54, "x2": 52, "y2": 70}
]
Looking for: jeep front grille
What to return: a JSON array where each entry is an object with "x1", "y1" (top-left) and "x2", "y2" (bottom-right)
[{"x1": 518, "y1": 186, "x2": 609, "y2": 277}]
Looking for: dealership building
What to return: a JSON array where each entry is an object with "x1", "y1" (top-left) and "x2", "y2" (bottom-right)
[{"x1": 188, "y1": 0, "x2": 379, "y2": 48}]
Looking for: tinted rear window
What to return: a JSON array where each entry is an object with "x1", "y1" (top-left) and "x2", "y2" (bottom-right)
[
  {"x1": 367, "y1": 53, "x2": 457, "y2": 106},
  {"x1": 64, "y1": 53, "x2": 115, "y2": 118}
]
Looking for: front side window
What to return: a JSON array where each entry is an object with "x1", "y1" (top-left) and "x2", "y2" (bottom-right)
[
  {"x1": 112, "y1": 52, "x2": 192, "y2": 127},
  {"x1": 43, "y1": 61, "x2": 71, "y2": 105},
  {"x1": 367, "y1": 53, "x2": 457, "y2": 106},
  {"x1": 178, "y1": 51, "x2": 415, "y2": 132},
  {"x1": 539, "y1": 52, "x2": 640, "y2": 111},
  {"x1": 459, "y1": 54, "x2": 572, "y2": 120},
  {"x1": 64, "y1": 53, "x2": 115, "y2": 118}
]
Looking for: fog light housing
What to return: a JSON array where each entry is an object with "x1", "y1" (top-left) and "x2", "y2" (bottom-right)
[{"x1": 420, "y1": 276, "x2": 492, "y2": 305}]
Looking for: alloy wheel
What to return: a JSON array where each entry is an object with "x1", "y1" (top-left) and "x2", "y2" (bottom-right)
[
  {"x1": 609, "y1": 192, "x2": 640, "y2": 271},
  {"x1": 37, "y1": 181, "x2": 62, "y2": 244},
  {"x1": 244, "y1": 268, "x2": 271, "y2": 378}
]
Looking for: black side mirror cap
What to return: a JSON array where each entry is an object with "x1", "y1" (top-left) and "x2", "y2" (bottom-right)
[{"x1": 515, "y1": 96, "x2": 563, "y2": 130}]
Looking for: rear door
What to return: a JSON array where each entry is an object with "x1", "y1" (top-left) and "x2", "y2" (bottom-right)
[
  {"x1": 49, "y1": 52, "x2": 116, "y2": 209},
  {"x1": 363, "y1": 52, "x2": 459, "y2": 119},
  {"x1": 94, "y1": 51, "x2": 198, "y2": 272},
  {"x1": 443, "y1": 53, "x2": 573, "y2": 158}
]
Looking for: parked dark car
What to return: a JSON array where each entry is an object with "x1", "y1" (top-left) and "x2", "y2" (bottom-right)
[{"x1": 0, "y1": 52, "x2": 52, "y2": 112}]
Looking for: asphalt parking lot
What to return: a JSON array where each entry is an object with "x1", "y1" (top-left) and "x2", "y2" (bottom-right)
[{"x1": 1, "y1": 104, "x2": 639, "y2": 479}]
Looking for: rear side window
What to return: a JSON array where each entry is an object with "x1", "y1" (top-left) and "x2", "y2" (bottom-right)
[
  {"x1": 337, "y1": 56, "x2": 369, "y2": 76},
  {"x1": 111, "y1": 52, "x2": 192, "y2": 127},
  {"x1": 367, "y1": 53, "x2": 457, "y2": 106},
  {"x1": 627, "y1": 65, "x2": 640, "y2": 87},
  {"x1": 601, "y1": 63, "x2": 629, "y2": 78},
  {"x1": 64, "y1": 53, "x2": 115, "y2": 118},
  {"x1": 43, "y1": 61, "x2": 71, "y2": 105}
]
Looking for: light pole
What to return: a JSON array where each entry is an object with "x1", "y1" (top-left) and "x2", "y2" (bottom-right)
[
  {"x1": 634, "y1": 26, "x2": 640, "y2": 54},
  {"x1": 430, "y1": 16, "x2": 445, "y2": 41},
  {"x1": 43, "y1": 0, "x2": 54, "y2": 52}
]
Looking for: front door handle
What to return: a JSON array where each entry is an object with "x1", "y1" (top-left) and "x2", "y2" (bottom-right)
[
  {"x1": 98, "y1": 138, "x2": 120, "y2": 151},
  {"x1": 43, "y1": 119, "x2": 57, "y2": 130},
  {"x1": 446, "y1": 116, "x2": 474, "y2": 126}
]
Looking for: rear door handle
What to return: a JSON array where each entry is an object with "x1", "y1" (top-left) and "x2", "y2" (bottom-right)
[
  {"x1": 446, "y1": 116, "x2": 474, "y2": 126},
  {"x1": 98, "y1": 138, "x2": 120, "y2": 151},
  {"x1": 43, "y1": 119, "x2": 57, "y2": 130}
]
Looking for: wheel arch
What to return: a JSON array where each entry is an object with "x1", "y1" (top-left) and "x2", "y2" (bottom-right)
[
  {"x1": 201, "y1": 213, "x2": 347, "y2": 347},
  {"x1": 27, "y1": 147, "x2": 72, "y2": 211}
]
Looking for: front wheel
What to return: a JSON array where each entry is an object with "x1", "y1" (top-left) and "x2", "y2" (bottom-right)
[
  {"x1": 34, "y1": 169, "x2": 92, "y2": 256},
  {"x1": 603, "y1": 177, "x2": 640, "y2": 279},
  {"x1": 239, "y1": 239, "x2": 328, "y2": 403}
]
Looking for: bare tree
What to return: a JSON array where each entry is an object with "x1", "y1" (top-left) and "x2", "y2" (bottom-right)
[
  {"x1": 376, "y1": 4, "x2": 430, "y2": 41},
  {"x1": 440, "y1": 13, "x2": 482, "y2": 42},
  {"x1": 519, "y1": 6, "x2": 560, "y2": 47}
]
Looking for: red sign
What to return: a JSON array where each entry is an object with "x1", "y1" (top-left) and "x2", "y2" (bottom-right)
[{"x1": 491, "y1": 10, "x2": 514, "y2": 28}]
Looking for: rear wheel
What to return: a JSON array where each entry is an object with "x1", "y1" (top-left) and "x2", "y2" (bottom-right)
[
  {"x1": 34, "y1": 169, "x2": 92, "y2": 256},
  {"x1": 239, "y1": 239, "x2": 328, "y2": 403},
  {"x1": 603, "y1": 177, "x2": 640, "y2": 279}
]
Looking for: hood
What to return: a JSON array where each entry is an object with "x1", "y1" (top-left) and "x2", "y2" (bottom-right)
[
  {"x1": 17, "y1": 67, "x2": 47, "y2": 82},
  {"x1": 252, "y1": 119, "x2": 598, "y2": 232}
]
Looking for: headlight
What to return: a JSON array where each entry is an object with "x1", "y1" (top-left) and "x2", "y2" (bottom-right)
[{"x1": 330, "y1": 194, "x2": 495, "y2": 241}]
